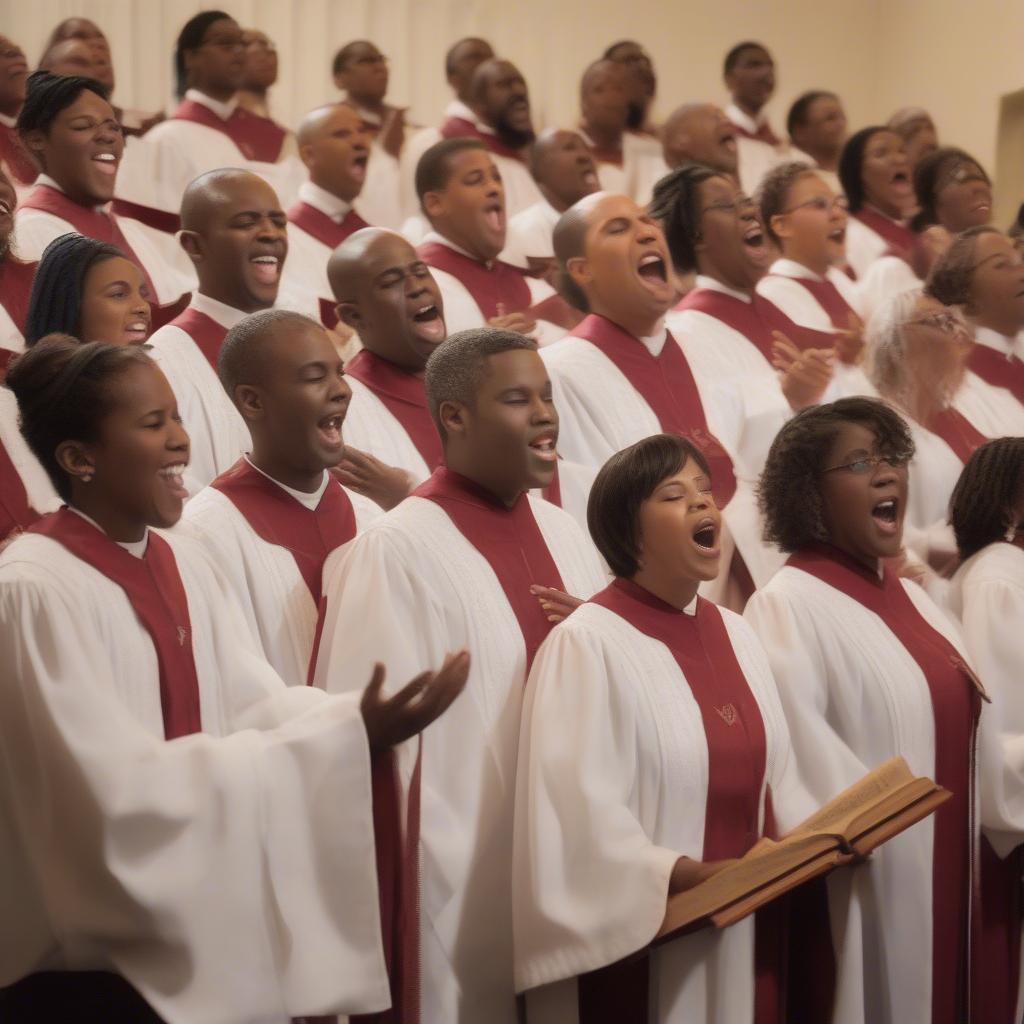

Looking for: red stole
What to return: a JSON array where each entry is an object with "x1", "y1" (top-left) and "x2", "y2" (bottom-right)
[
  {"x1": 571, "y1": 313, "x2": 738, "y2": 507},
  {"x1": 413, "y1": 467, "x2": 564, "y2": 668},
  {"x1": 926, "y1": 407, "x2": 987, "y2": 464},
  {"x1": 344, "y1": 350, "x2": 442, "y2": 471},
  {"x1": 417, "y1": 241, "x2": 532, "y2": 320},
  {"x1": 171, "y1": 99, "x2": 287, "y2": 162},
  {"x1": 29, "y1": 508, "x2": 202, "y2": 738},
  {"x1": 728, "y1": 117, "x2": 780, "y2": 147},
  {"x1": 853, "y1": 207, "x2": 918, "y2": 266},
  {"x1": 967, "y1": 342, "x2": 1024, "y2": 405},
  {"x1": 19, "y1": 184, "x2": 158, "y2": 300},
  {"x1": 0, "y1": 122, "x2": 37, "y2": 185},
  {"x1": 167, "y1": 307, "x2": 229, "y2": 371},
  {"x1": 0, "y1": 439, "x2": 40, "y2": 543},
  {"x1": 0, "y1": 255, "x2": 36, "y2": 340},
  {"x1": 110, "y1": 198, "x2": 181, "y2": 236},
  {"x1": 787, "y1": 543, "x2": 980, "y2": 1024},
  {"x1": 286, "y1": 201, "x2": 369, "y2": 251},
  {"x1": 438, "y1": 116, "x2": 525, "y2": 161},
  {"x1": 578, "y1": 577, "x2": 769, "y2": 1024},
  {"x1": 785, "y1": 273, "x2": 856, "y2": 330}
]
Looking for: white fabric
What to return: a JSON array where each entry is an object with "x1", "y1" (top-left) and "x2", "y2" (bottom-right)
[
  {"x1": 858, "y1": 255, "x2": 920, "y2": 322},
  {"x1": 0, "y1": 526, "x2": 389, "y2": 1022},
  {"x1": 0, "y1": 388, "x2": 60, "y2": 523},
  {"x1": 0, "y1": 297, "x2": 22, "y2": 354},
  {"x1": 356, "y1": 142, "x2": 402, "y2": 231},
  {"x1": 735, "y1": 135, "x2": 782, "y2": 195},
  {"x1": 398, "y1": 125, "x2": 442, "y2": 223},
  {"x1": 180, "y1": 473, "x2": 380, "y2": 687},
  {"x1": 313, "y1": 493, "x2": 607, "y2": 1023},
  {"x1": 501, "y1": 199, "x2": 561, "y2": 269},
  {"x1": 744, "y1": 564, "x2": 975, "y2": 1024},
  {"x1": 974, "y1": 325, "x2": 1024, "y2": 361},
  {"x1": 146, "y1": 294, "x2": 251, "y2": 495},
  {"x1": 514, "y1": 600, "x2": 816, "y2": 1023},
  {"x1": 581, "y1": 130, "x2": 665, "y2": 206},
  {"x1": 845, "y1": 213, "x2": 898, "y2": 280},
  {"x1": 954, "y1": 368, "x2": 1024, "y2": 438},
  {"x1": 184, "y1": 88, "x2": 238, "y2": 120}
]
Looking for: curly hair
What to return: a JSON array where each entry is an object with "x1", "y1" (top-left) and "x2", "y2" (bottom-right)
[
  {"x1": 758, "y1": 397, "x2": 915, "y2": 552},
  {"x1": 949, "y1": 437, "x2": 1024, "y2": 560}
]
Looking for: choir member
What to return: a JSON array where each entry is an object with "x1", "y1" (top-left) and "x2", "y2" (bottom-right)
[
  {"x1": 924, "y1": 226, "x2": 1024, "y2": 434},
  {"x1": 38, "y1": 37, "x2": 110, "y2": 88},
  {"x1": 888, "y1": 107, "x2": 939, "y2": 174},
  {"x1": 415, "y1": 138, "x2": 566, "y2": 343},
  {"x1": 237, "y1": 29, "x2": 277, "y2": 119},
  {"x1": 146, "y1": 168, "x2": 289, "y2": 494},
  {"x1": 284, "y1": 103, "x2": 372, "y2": 323},
  {"x1": 15, "y1": 71, "x2": 193, "y2": 304},
  {"x1": 24, "y1": 233, "x2": 151, "y2": 347},
  {"x1": 0, "y1": 333, "x2": 469, "y2": 1022},
  {"x1": 660, "y1": 103, "x2": 738, "y2": 176},
  {"x1": 786, "y1": 90, "x2": 847, "y2": 190},
  {"x1": 745, "y1": 396, "x2": 983, "y2": 1024},
  {"x1": 181, "y1": 309, "x2": 379, "y2": 685},
  {"x1": 542, "y1": 188, "x2": 780, "y2": 603},
  {"x1": 441, "y1": 58, "x2": 543, "y2": 218},
  {"x1": 514, "y1": 431, "x2": 816, "y2": 1024},
  {"x1": 0, "y1": 168, "x2": 34, "y2": 360},
  {"x1": 603, "y1": 39, "x2": 658, "y2": 135},
  {"x1": 949, "y1": 438, "x2": 1024, "y2": 1024},
  {"x1": 502, "y1": 128, "x2": 600, "y2": 276},
  {"x1": 911, "y1": 146, "x2": 993, "y2": 234},
  {"x1": 0, "y1": 35, "x2": 35, "y2": 190},
  {"x1": 313, "y1": 327, "x2": 607, "y2": 1022},
  {"x1": 722, "y1": 41, "x2": 782, "y2": 192},
  {"x1": 39, "y1": 18, "x2": 114, "y2": 90},
  {"x1": 754, "y1": 160, "x2": 872, "y2": 396}
]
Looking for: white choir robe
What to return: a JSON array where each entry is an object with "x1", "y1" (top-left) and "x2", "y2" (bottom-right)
[
  {"x1": 0, "y1": 300, "x2": 22, "y2": 355},
  {"x1": 744, "y1": 565, "x2": 975, "y2": 1024},
  {"x1": 179, "y1": 468, "x2": 380, "y2": 688},
  {"x1": 313, "y1": 492, "x2": 608, "y2": 1023},
  {"x1": 399, "y1": 126, "x2": 442, "y2": 223},
  {"x1": 0, "y1": 388, "x2": 61, "y2": 520},
  {"x1": 541, "y1": 326, "x2": 784, "y2": 592},
  {"x1": 959, "y1": 328, "x2": 1024, "y2": 436},
  {"x1": 583, "y1": 131, "x2": 667, "y2": 206},
  {"x1": 513, "y1": 599, "x2": 816, "y2": 1024},
  {"x1": 858, "y1": 256, "x2": 920, "y2": 322},
  {"x1": 0, "y1": 527, "x2": 389, "y2": 1023},
  {"x1": 146, "y1": 293, "x2": 252, "y2": 495},
  {"x1": 501, "y1": 198, "x2": 560, "y2": 271},
  {"x1": 736, "y1": 135, "x2": 782, "y2": 195}
]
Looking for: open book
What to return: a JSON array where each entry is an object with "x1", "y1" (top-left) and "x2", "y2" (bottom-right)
[{"x1": 656, "y1": 757, "x2": 950, "y2": 941}]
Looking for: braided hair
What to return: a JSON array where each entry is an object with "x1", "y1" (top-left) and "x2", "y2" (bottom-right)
[
  {"x1": 16, "y1": 69, "x2": 110, "y2": 142},
  {"x1": 24, "y1": 233, "x2": 125, "y2": 346},
  {"x1": 174, "y1": 10, "x2": 232, "y2": 99},
  {"x1": 949, "y1": 437, "x2": 1024, "y2": 560},
  {"x1": 648, "y1": 162, "x2": 725, "y2": 273}
]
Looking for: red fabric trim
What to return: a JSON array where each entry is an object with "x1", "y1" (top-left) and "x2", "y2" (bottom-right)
[
  {"x1": 0, "y1": 123, "x2": 37, "y2": 185},
  {"x1": 787, "y1": 275, "x2": 857, "y2": 330},
  {"x1": 166, "y1": 307, "x2": 228, "y2": 371},
  {"x1": 0, "y1": 436, "x2": 40, "y2": 544},
  {"x1": 968, "y1": 343, "x2": 1024, "y2": 405},
  {"x1": 978, "y1": 837, "x2": 1022, "y2": 1024},
  {"x1": 110, "y1": 198, "x2": 181, "y2": 235},
  {"x1": 417, "y1": 241, "x2": 532, "y2": 321},
  {"x1": 0, "y1": 256, "x2": 36, "y2": 337},
  {"x1": 286, "y1": 201, "x2": 369, "y2": 251},
  {"x1": 853, "y1": 208, "x2": 918, "y2": 266},
  {"x1": 925, "y1": 407, "x2": 987, "y2": 464},
  {"x1": 171, "y1": 100, "x2": 288, "y2": 162},
  {"x1": 438, "y1": 116, "x2": 526, "y2": 161}
]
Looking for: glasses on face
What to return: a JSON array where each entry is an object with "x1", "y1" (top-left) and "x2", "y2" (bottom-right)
[
  {"x1": 938, "y1": 163, "x2": 988, "y2": 190},
  {"x1": 701, "y1": 195, "x2": 756, "y2": 217},
  {"x1": 784, "y1": 195, "x2": 850, "y2": 215},
  {"x1": 822, "y1": 451, "x2": 912, "y2": 475},
  {"x1": 902, "y1": 311, "x2": 967, "y2": 335}
]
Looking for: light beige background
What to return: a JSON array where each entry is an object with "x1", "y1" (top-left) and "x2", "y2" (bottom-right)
[{"x1": 3, "y1": 0, "x2": 1022, "y2": 216}]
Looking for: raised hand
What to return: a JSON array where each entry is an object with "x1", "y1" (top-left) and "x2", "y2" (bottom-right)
[
  {"x1": 834, "y1": 310, "x2": 866, "y2": 366},
  {"x1": 489, "y1": 302, "x2": 538, "y2": 339},
  {"x1": 333, "y1": 446, "x2": 414, "y2": 511},
  {"x1": 772, "y1": 332, "x2": 835, "y2": 410}
]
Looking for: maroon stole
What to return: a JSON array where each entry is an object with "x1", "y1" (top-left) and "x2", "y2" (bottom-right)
[
  {"x1": 728, "y1": 118, "x2": 780, "y2": 147},
  {"x1": 968, "y1": 342, "x2": 1024, "y2": 405},
  {"x1": 0, "y1": 255, "x2": 36, "y2": 343},
  {"x1": 344, "y1": 350, "x2": 442, "y2": 472},
  {"x1": 171, "y1": 99, "x2": 287, "y2": 162},
  {"x1": 166, "y1": 307, "x2": 229, "y2": 371},
  {"x1": 675, "y1": 285, "x2": 838, "y2": 359},
  {"x1": 0, "y1": 122, "x2": 37, "y2": 185},
  {"x1": 785, "y1": 274, "x2": 856, "y2": 330},
  {"x1": 417, "y1": 241, "x2": 532, "y2": 320},
  {"x1": 110, "y1": 198, "x2": 181, "y2": 236},
  {"x1": 788, "y1": 543, "x2": 981, "y2": 1024},
  {"x1": 571, "y1": 313, "x2": 738, "y2": 508},
  {"x1": 577, "y1": 577, "x2": 769, "y2": 1024},
  {"x1": 438, "y1": 116, "x2": 525, "y2": 161},
  {"x1": 29, "y1": 508, "x2": 203, "y2": 738},
  {"x1": 0, "y1": 439, "x2": 40, "y2": 543},
  {"x1": 19, "y1": 184, "x2": 158, "y2": 300},
  {"x1": 286, "y1": 201, "x2": 369, "y2": 251},
  {"x1": 926, "y1": 408, "x2": 987, "y2": 464},
  {"x1": 414, "y1": 467, "x2": 564, "y2": 668},
  {"x1": 852, "y1": 207, "x2": 918, "y2": 267}
]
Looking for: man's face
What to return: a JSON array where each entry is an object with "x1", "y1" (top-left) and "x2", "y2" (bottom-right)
[
  {"x1": 423, "y1": 148, "x2": 506, "y2": 262},
  {"x1": 725, "y1": 45, "x2": 775, "y2": 111},
  {"x1": 475, "y1": 60, "x2": 533, "y2": 139}
]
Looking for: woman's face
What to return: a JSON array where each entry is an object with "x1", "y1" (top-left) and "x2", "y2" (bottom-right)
[
  {"x1": 860, "y1": 130, "x2": 913, "y2": 219},
  {"x1": 934, "y1": 159, "x2": 992, "y2": 233},
  {"x1": 899, "y1": 293, "x2": 973, "y2": 402},
  {"x1": 967, "y1": 232, "x2": 1024, "y2": 332},
  {"x1": 78, "y1": 256, "x2": 151, "y2": 345},
  {"x1": 771, "y1": 171, "x2": 848, "y2": 269},
  {"x1": 696, "y1": 174, "x2": 772, "y2": 289}
]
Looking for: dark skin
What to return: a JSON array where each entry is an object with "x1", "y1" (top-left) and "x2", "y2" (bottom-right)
[
  {"x1": 0, "y1": 170, "x2": 15, "y2": 255},
  {"x1": 182, "y1": 16, "x2": 246, "y2": 102},
  {"x1": 470, "y1": 59, "x2": 534, "y2": 144},
  {"x1": 724, "y1": 45, "x2": 775, "y2": 119},
  {"x1": 40, "y1": 39, "x2": 109, "y2": 85},
  {"x1": 334, "y1": 42, "x2": 406, "y2": 159},
  {"x1": 179, "y1": 171, "x2": 288, "y2": 313},
  {"x1": 791, "y1": 95, "x2": 847, "y2": 172},
  {"x1": 297, "y1": 104, "x2": 371, "y2": 204},
  {"x1": 446, "y1": 38, "x2": 494, "y2": 103},
  {"x1": 78, "y1": 256, "x2": 152, "y2": 346},
  {"x1": 0, "y1": 35, "x2": 28, "y2": 118},
  {"x1": 859, "y1": 130, "x2": 914, "y2": 221},
  {"x1": 606, "y1": 41, "x2": 656, "y2": 129},
  {"x1": 661, "y1": 104, "x2": 738, "y2": 175},
  {"x1": 49, "y1": 18, "x2": 115, "y2": 91},
  {"x1": 578, "y1": 60, "x2": 630, "y2": 153},
  {"x1": 531, "y1": 129, "x2": 600, "y2": 213},
  {"x1": 966, "y1": 232, "x2": 1024, "y2": 337},
  {"x1": 240, "y1": 29, "x2": 277, "y2": 93}
]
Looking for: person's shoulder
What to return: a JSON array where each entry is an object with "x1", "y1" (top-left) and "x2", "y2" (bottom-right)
[
  {"x1": 958, "y1": 543, "x2": 1024, "y2": 591},
  {"x1": 538, "y1": 333, "x2": 592, "y2": 368},
  {"x1": 178, "y1": 484, "x2": 237, "y2": 529}
]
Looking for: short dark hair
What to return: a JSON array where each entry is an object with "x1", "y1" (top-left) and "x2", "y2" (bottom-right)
[
  {"x1": 25, "y1": 233, "x2": 125, "y2": 346},
  {"x1": 423, "y1": 327, "x2": 535, "y2": 442},
  {"x1": 786, "y1": 90, "x2": 836, "y2": 138},
  {"x1": 757, "y1": 160, "x2": 816, "y2": 247},
  {"x1": 950, "y1": 437, "x2": 1024, "y2": 560},
  {"x1": 588, "y1": 433, "x2": 710, "y2": 577},
  {"x1": 444, "y1": 37, "x2": 490, "y2": 77},
  {"x1": 758, "y1": 397, "x2": 915, "y2": 553},
  {"x1": 5, "y1": 335, "x2": 153, "y2": 500},
  {"x1": 911, "y1": 147, "x2": 990, "y2": 232},
  {"x1": 16, "y1": 69, "x2": 110, "y2": 139},
  {"x1": 218, "y1": 308, "x2": 322, "y2": 404},
  {"x1": 415, "y1": 137, "x2": 486, "y2": 202},
  {"x1": 924, "y1": 225, "x2": 1001, "y2": 308},
  {"x1": 603, "y1": 40, "x2": 639, "y2": 60},
  {"x1": 174, "y1": 10, "x2": 232, "y2": 99},
  {"x1": 837, "y1": 126, "x2": 887, "y2": 213},
  {"x1": 723, "y1": 41, "x2": 767, "y2": 75},
  {"x1": 648, "y1": 162, "x2": 724, "y2": 272},
  {"x1": 332, "y1": 40, "x2": 369, "y2": 77}
]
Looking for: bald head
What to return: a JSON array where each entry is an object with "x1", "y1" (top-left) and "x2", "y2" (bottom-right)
[
  {"x1": 661, "y1": 102, "x2": 738, "y2": 174},
  {"x1": 327, "y1": 226, "x2": 399, "y2": 297},
  {"x1": 218, "y1": 308, "x2": 321, "y2": 399},
  {"x1": 180, "y1": 167, "x2": 279, "y2": 230},
  {"x1": 553, "y1": 192, "x2": 604, "y2": 266},
  {"x1": 530, "y1": 129, "x2": 600, "y2": 212},
  {"x1": 295, "y1": 103, "x2": 371, "y2": 199}
]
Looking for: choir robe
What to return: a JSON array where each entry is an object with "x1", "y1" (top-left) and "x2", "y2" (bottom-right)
[
  {"x1": 950, "y1": 541, "x2": 1024, "y2": 1024},
  {"x1": 514, "y1": 578, "x2": 816, "y2": 1024},
  {"x1": 418, "y1": 232, "x2": 568, "y2": 345},
  {"x1": 962, "y1": 327, "x2": 1024, "y2": 430},
  {"x1": 180, "y1": 458, "x2": 380, "y2": 688},
  {"x1": 0, "y1": 510, "x2": 390, "y2": 1023},
  {"x1": 844, "y1": 208, "x2": 920, "y2": 301},
  {"x1": 15, "y1": 175, "x2": 195, "y2": 304},
  {"x1": 313, "y1": 468, "x2": 608, "y2": 1024},
  {"x1": 146, "y1": 293, "x2": 252, "y2": 495},
  {"x1": 579, "y1": 129, "x2": 667, "y2": 205},
  {"x1": 755, "y1": 258, "x2": 875, "y2": 398},
  {"x1": 744, "y1": 546, "x2": 982, "y2": 1024},
  {"x1": 0, "y1": 387, "x2": 60, "y2": 542},
  {"x1": 725, "y1": 106, "x2": 784, "y2": 195},
  {"x1": 0, "y1": 255, "x2": 35, "y2": 365},
  {"x1": 347, "y1": 107, "x2": 403, "y2": 231},
  {"x1": 0, "y1": 113, "x2": 37, "y2": 195},
  {"x1": 501, "y1": 198, "x2": 560, "y2": 271}
]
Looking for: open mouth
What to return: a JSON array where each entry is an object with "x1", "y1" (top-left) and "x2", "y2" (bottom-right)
[
  {"x1": 691, "y1": 516, "x2": 720, "y2": 555},
  {"x1": 410, "y1": 301, "x2": 445, "y2": 340},
  {"x1": 123, "y1": 319, "x2": 150, "y2": 343},
  {"x1": 249, "y1": 254, "x2": 281, "y2": 285},
  {"x1": 581, "y1": 167, "x2": 599, "y2": 187},
  {"x1": 827, "y1": 226, "x2": 846, "y2": 244},
  {"x1": 528, "y1": 431, "x2": 558, "y2": 461},
  {"x1": 482, "y1": 199, "x2": 504, "y2": 235},
  {"x1": 317, "y1": 412, "x2": 344, "y2": 450},
  {"x1": 158, "y1": 462, "x2": 189, "y2": 500},
  {"x1": 637, "y1": 252, "x2": 668, "y2": 283},
  {"x1": 92, "y1": 152, "x2": 118, "y2": 175},
  {"x1": 871, "y1": 497, "x2": 899, "y2": 534},
  {"x1": 890, "y1": 170, "x2": 912, "y2": 193},
  {"x1": 352, "y1": 152, "x2": 369, "y2": 175}
]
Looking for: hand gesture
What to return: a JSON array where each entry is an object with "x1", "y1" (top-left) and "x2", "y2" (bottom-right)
[
  {"x1": 488, "y1": 302, "x2": 537, "y2": 339},
  {"x1": 772, "y1": 332, "x2": 834, "y2": 410},
  {"x1": 834, "y1": 310, "x2": 865, "y2": 366},
  {"x1": 333, "y1": 446, "x2": 414, "y2": 511},
  {"x1": 529, "y1": 584, "x2": 584, "y2": 623}
]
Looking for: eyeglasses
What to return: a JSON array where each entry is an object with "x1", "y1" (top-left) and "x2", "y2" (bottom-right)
[
  {"x1": 701, "y1": 195, "x2": 756, "y2": 217},
  {"x1": 902, "y1": 311, "x2": 968, "y2": 335},
  {"x1": 822, "y1": 452, "x2": 912, "y2": 475},
  {"x1": 783, "y1": 195, "x2": 850, "y2": 215}
]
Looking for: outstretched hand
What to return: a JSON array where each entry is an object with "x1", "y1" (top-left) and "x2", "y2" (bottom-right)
[
  {"x1": 333, "y1": 446, "x2": 414, "y2": 511},
  {"x1": 530, "y1": 584, "x2": 584, "y2": 623},
  {"x1": 489, "y1": 302, "x2": 537, "y2": 339},
  {"x1": 772, "y1": 332, "x2": 835, "y2": 410},
  {"x1": 360, "y1": 651, "x2": 470, "y2": 753}
]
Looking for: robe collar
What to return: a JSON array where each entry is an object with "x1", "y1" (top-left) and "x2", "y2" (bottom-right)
[
  {"x1": 244, "y1": 454, "x2": 329, "y2": 510},
  {"x1": 184, "y1": 87, "x2": 238, "y2": 121},
  {"x1": 297, "y1": 180, "x2": 353, "y2": 222},
  {"x1": 188, "y1": 291, "x2": 249, "y2": 330},
  {"x1": 695, "y1": 274, "x2": 752, "y2": 303}
]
